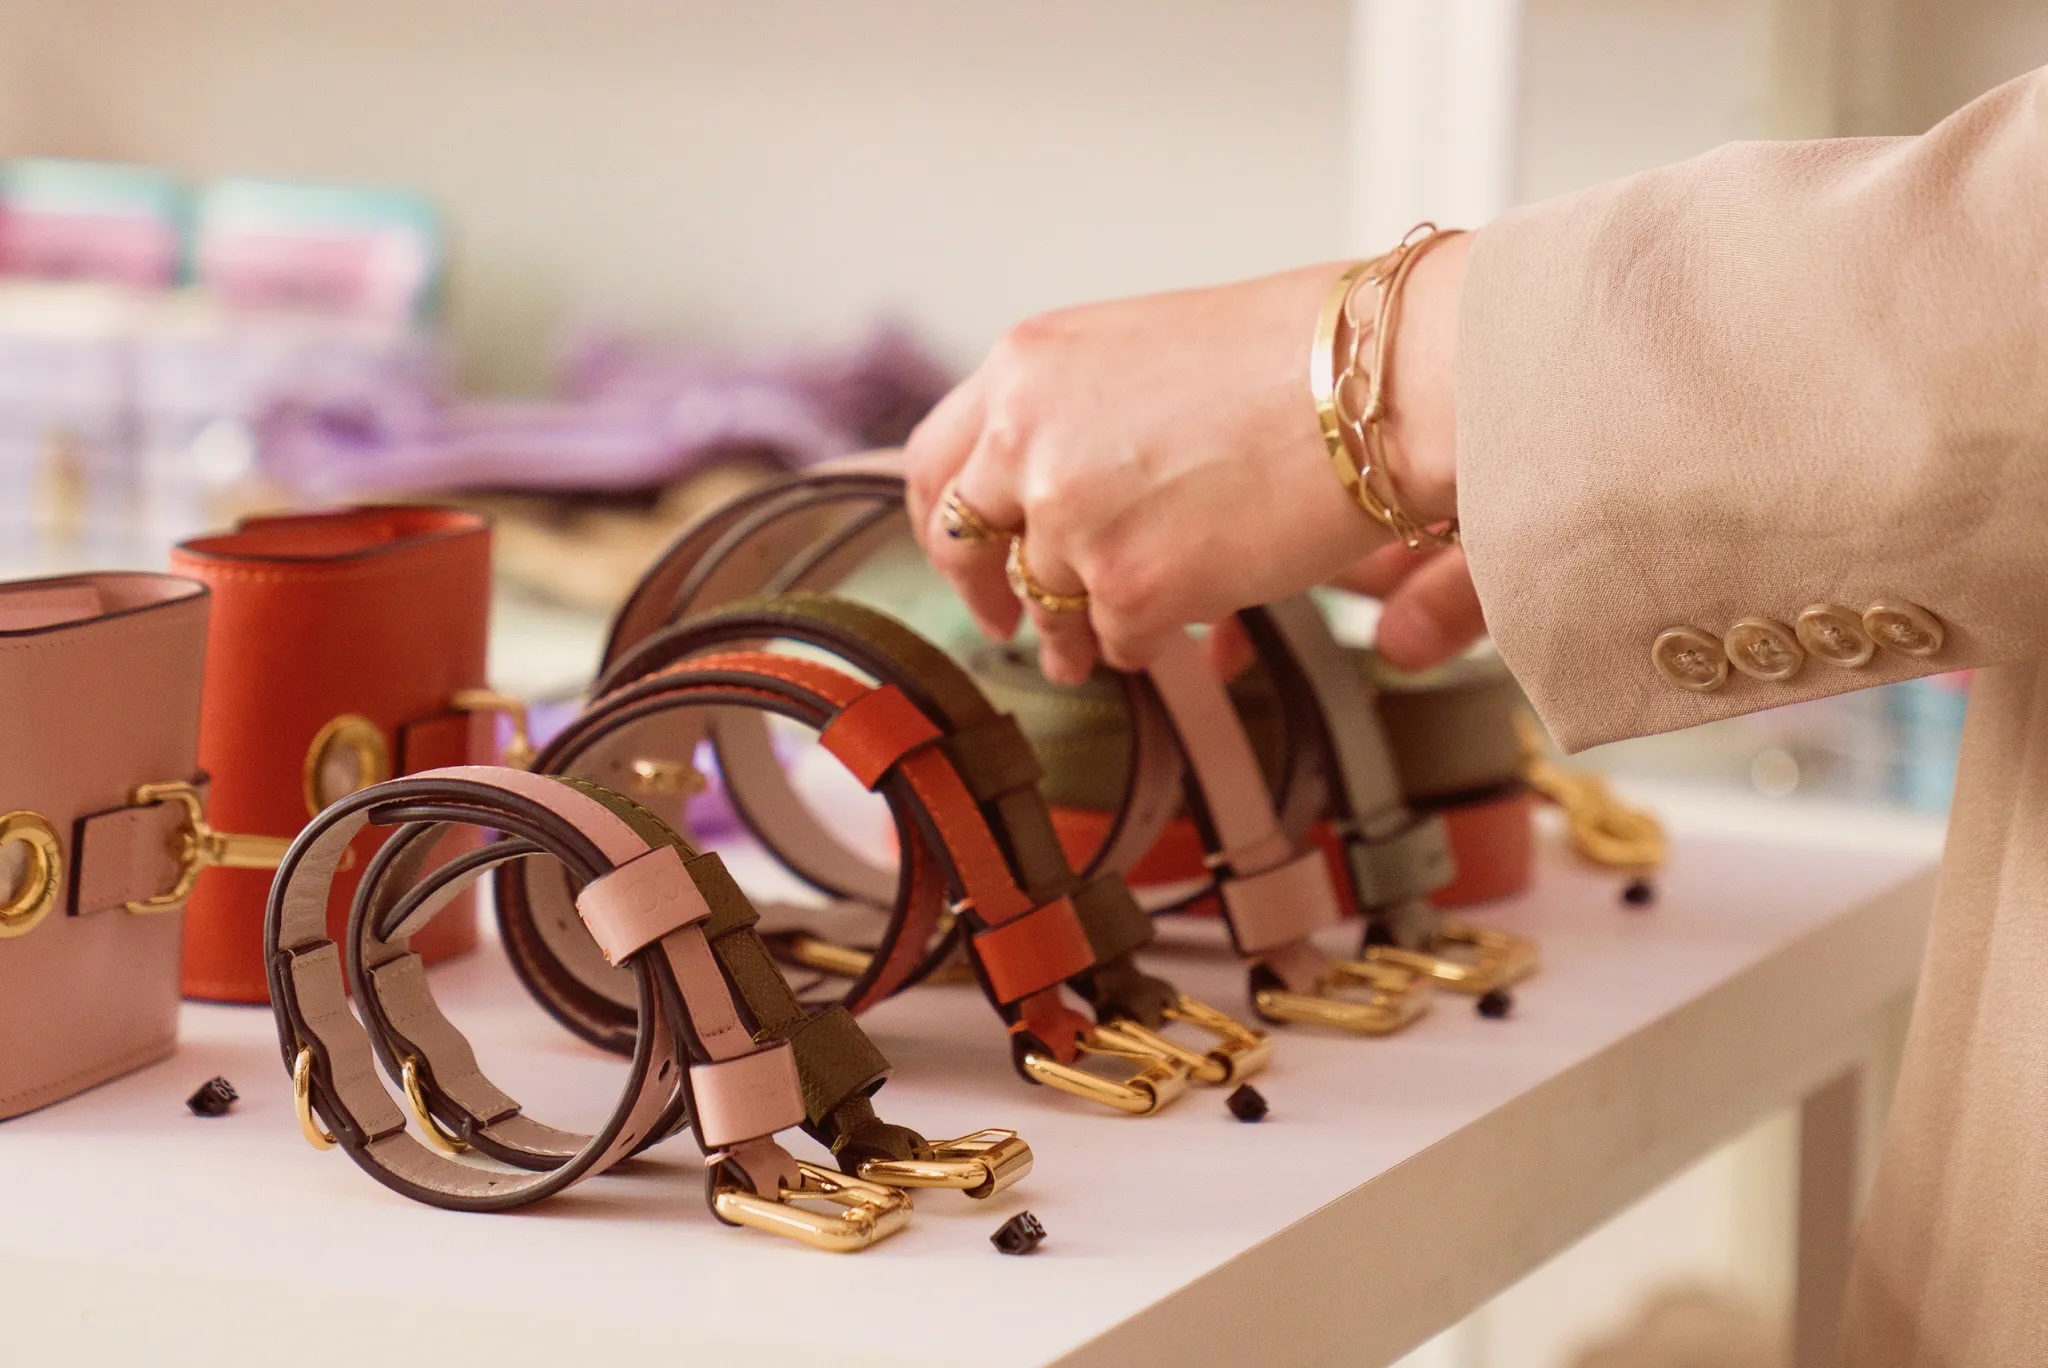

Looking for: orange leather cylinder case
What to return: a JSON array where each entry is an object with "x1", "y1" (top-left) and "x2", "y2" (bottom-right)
[
  {"x1": 1, "y1": 573, "x2": 208, "y2": 1119},
  {"x1": 170, "y1": 506, "x2": 493, "y2": 1003}
]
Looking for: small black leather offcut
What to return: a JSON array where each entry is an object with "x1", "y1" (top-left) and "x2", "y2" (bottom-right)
[{"x1": 992, "y1": 1211, "x2": 1047, "y2": 1255}]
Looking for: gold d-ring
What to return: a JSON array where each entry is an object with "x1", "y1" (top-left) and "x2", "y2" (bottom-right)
[
  {"x1": 0, "y1": 810, "x2": 63, "y2": 939},
  {"x1": 292, "y1": 1047, "x2": 337, "y2": 1151},
  {"x1": 401, "y1": 1057, "x2": 469, "y2": 1155},
  {"x1": 1006, "y1": 540, "x2": 1089, "y2": 614}
]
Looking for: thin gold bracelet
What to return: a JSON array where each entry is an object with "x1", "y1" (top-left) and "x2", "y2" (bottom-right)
[{"x1": 1310, "y1": 223, "x2": 1462, "y2": 550}]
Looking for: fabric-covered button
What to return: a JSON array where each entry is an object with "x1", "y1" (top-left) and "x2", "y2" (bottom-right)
[
  {"x1": 1795, "y1": 603, "x2": 1875, "y2": 668},
  {"x1": 1652, "y1": 627, "x2": 1729, "y2": 693},
  {"x1": 1724, "y1": 618, "x2": 1805, "y2": 682},
  {"x1": 1863, "y1": 600, "x2": 1945, "y2": 658}
]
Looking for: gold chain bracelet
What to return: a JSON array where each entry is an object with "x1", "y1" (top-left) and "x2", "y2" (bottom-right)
[{"x1": 1310, "y1": 222, "x2": 1462, "y2": 550}]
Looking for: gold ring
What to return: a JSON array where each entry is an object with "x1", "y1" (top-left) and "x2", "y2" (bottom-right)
[
  {"x1": 1006, "y1": 540, "x2": 1089, "y2": 614},
  {"x1": 940, "y1": 489, "x2": 1011, "y2": 547},
  {"x1": 0, "y1": 810, "x2": 63, "y2": 939}
]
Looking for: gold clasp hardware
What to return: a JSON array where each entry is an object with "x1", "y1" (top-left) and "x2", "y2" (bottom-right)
[
  {"x1": 629, "y1": 756, "x2": 709, "y2": 798},
  {"x1": 712, "y1": 1161, "x2": 913, "y2": 1252},
  {"x1": 1019, "y1": 1028, "x2": 1192, "y2": 1116},
  {"x1": 292, "y1": 1047, "x2": 337, "y2": 1151},
  {"x1": 773, "y1": 931, "x2": 876, "y2": 979},
  {"x1": 1516, "y1": 712, "x2": 1666, "y2": 870},
  {"x1": 1365, "y1": 921, "x2": 1538, "y2": 996},
  {"x1": 0, "y1": 810, "x2": 63, "y2": 940},
  {"x1": 450, "y1": 689, "x2": 535, "y2": 769},
  {"x1": 400, "y1": 1057, "x2": 469, "y2": 1155},
  {"x1": 1089, "y1": 995, "x2": 1273, "y2": 1087},
  {"x1": 856, "y1": 1129, "x2": 1033, "y2": 1199},
  {"x1": 768, "y1": 921, "x2": 979, "y2": 985},
  {"x1": 126, "y1": 781, "x2": 291, "y2": 915},
  {"x1": 1253, "y1": 957, "x2": 1434, "y2": 1034}
]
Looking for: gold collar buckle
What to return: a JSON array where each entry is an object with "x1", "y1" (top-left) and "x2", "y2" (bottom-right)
[
  {"x1": 1087, "y1": 994, "x2": 1273, "y2": 1087},
  {"x1": 1364, "y1": 921, "x2": 1538, "y2": 995},
  {"x1": 855, "y1": 1129, "x2": 1033, "y2": 1199},
  {"x1": 711, "y1": 1161, "x2": 913, "y2": 1252},
  {"x1": 1019, "y1": 1027, "x2": 1192, "y2": 1116},
  {"x1": 1253, "y1": 957, "x2": 1434, "y2": 1034},
  {"x1": 127, "y1": 780, "x2": 291, "y2": 915}
]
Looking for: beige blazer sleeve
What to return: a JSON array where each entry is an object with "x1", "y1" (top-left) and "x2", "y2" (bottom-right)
[{"x1": 1457, "y1": 66, "x2": 2048, "y2": 753}]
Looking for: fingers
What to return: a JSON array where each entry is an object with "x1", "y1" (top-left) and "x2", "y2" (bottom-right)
[
  {"x1": 1373, "y1": 546, "x2": 1487, "y2": 670},
  {"x1": 903, "y1": 371, "x2": 987, "y2": 544},
  {"x1": 929, "y1": 430, "x2": 1029, "y2": 642},
  {"x1": 1010, "y1": 536, "x2": 1102, "y2": 685},
  {"x1": 1203, "y1": 617, "x2": 1256, "y2": 681},
  {"x1": 1329, "y1": 540, "x2": 1440, "y2": 598}
]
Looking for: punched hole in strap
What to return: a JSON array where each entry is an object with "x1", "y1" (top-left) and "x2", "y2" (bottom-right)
[
  {"x1": 574, "y1": 844, "x2": 708, "y2": 966},
  {"x1": 820, "y1": 685, "x2": 943, "y2": 789}
]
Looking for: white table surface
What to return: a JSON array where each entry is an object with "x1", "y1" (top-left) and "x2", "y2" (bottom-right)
[{"x1": 0, "y1": 816, "x2": 1937, "y2": 1368}]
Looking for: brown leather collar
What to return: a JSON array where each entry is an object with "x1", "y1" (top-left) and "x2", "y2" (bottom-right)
[{"x1": 600, "y1": 467, "x2": 1423, "y2": 1006}]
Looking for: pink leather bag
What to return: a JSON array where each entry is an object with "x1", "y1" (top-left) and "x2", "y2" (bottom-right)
[{"x1": 0, "y1": 572, "x2": 209, "y2": 1119}]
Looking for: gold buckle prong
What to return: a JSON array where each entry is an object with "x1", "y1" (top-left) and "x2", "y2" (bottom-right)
[
  {"x1": 712, "y1": 1160, "x2": 913, "y2": 1252},
  {"x1": 1364, "y1": 922, "x2": 1538, "y2": 996},
  {"x1": 126, "y1": 781, "x2": 290, "y2": 915},
  {"x1": 855, "y1": 1129, "x2": 1033, "y2": 1198},
  {"x1": 1253, "y1": 958, "x2": 1434, "y2": 1034},
  {"x1": 1092, "y1": 994, "x2": 1273, "y2": 1087}
]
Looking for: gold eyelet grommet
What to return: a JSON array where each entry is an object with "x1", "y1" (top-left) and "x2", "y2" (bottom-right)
[
  {"x1": 302, "y1": 715, "x2": 392, "y2": 817},
  {"x1": 0, "y1": 810, "x2": 63, "y2": 939}
]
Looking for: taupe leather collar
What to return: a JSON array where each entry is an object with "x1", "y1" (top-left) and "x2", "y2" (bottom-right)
[{"x1": 265, "y1": 765, "x2": 914, "y2": 1231}]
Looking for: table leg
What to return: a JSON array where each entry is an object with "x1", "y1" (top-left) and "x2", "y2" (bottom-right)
[{"x1": 1792, "y1": 1067, "x2": 1862, "y2": 1368}]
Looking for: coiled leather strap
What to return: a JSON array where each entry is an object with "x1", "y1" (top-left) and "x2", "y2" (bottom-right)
[
  {"x1": 513, "y1": 650, "x2": 1106, "y2": 1067},
  {"x1": 267, "y1": 766, "x2": 848, "y2": 1212}
]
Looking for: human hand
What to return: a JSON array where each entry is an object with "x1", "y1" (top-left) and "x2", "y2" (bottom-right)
[{"x1": 905, "y1": 235, "x2": 1469, "y2": 684}]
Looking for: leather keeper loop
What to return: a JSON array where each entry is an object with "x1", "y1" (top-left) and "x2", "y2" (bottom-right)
[
  {"x1": 971, "y1": 897, "x2": 1096, "y2": 1004},
  {"x1": 947, "y1": 715, "x2": 1046, "y2": 802},
  {"x1": 820, "y1": 685, "x2": 941, "y2": 788},
  {"x1": 575, "y1": 844, "x2": 706, "y2": 965},
  {"x1": 1219, "y1": 847, "x2": 1347, "y2": 956},
  {"x1": 1068, "y1": 873, "x2": 1156, "y2": 964},
  {"x1": 690, "y1": 850, "x2": 760, "y2": 939},
  {"x1": 1344, "y1": 813, "x2": 1457, "y2": 909},
  {"x1": 690, "y1": 1043, "x2": 806, "y2": 1149},
  {"x1": 785, "y1": 1005, "x2": 891, "y2": 1124}
]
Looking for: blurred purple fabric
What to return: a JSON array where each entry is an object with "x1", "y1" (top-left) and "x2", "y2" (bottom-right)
[{"x1": 255, "y1": 322, "x2": 952, "y2": 498}]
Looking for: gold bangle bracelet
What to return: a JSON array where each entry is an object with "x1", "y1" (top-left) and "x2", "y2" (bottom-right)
[
  {"x1": 1311, "y1": 256, "x2": 1381, "y2": 508},
  {"x1": 1311, "y1": 223, "x2": 1463, "y2": 550}
]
